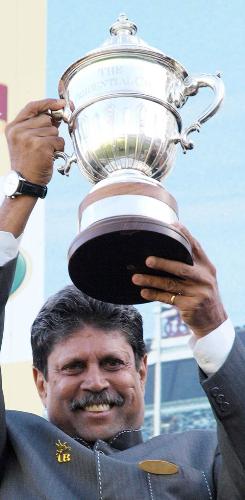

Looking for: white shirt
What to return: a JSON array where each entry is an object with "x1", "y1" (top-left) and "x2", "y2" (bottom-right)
[{"x1": 0, "y1": 231, "x2": 235, "y2": 376}]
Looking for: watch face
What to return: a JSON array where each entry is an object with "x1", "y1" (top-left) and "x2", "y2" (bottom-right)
[{"x1": 4, "y1": 171, "x2": 20, "y2": 196}]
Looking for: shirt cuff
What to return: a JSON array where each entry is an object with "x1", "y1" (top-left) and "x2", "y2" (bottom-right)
[
  {"x1": 189, "y1": 318, "x2": 235, "y2": 376},
  {"x1": 0, "y1": 231, "x2": 22, "y2": 266}
]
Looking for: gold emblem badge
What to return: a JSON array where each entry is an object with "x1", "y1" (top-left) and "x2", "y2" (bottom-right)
[
  {"x1": 56, "y1": 440, "x2": 72, "y2": 463},
  {"x1": 138, "y1": 459, "x2": 179, "y2": 475}
]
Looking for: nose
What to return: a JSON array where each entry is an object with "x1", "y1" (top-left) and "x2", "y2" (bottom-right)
[{"x1": 80, "y1": 365, "x2": 110, "y2": 392}]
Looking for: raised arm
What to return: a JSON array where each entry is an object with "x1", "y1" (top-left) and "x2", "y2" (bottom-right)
[
  {"x1": 0, "y1": 97, "x2": 65, "y2": 458},
  {"x1": 132, "y1": 224, "x2": 245, "y2": 494}
]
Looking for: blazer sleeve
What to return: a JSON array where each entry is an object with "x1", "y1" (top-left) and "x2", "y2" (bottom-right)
[
  {"x1": 201, "y1": 335, "x2": 245, "y2": 497},
  {"x1": 0, "y1": 258, "x2": 17, "y2": 458}
]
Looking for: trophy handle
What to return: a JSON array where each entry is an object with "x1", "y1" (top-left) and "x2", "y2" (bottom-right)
[
  {"x1": 178, "y1": 74, "x2": 225, "y2": 152},
  {"x1": 48, "y1": 107, "x2": 77, "y2": 176},
  {"x1": 53, "y1": 152, "x2": 77, "y2": 176}
]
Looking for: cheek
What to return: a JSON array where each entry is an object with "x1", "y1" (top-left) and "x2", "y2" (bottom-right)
[
  {"x1": 47, "y1": 377, "x2": 78, "y2": 402},
  {"x1": 112, "y1": 370, "x2": 143, "y2": 398}
]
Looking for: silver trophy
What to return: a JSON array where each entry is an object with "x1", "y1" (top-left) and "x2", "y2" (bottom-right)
[{"x1": 53, "y1": 14, "x2": 224, "y2": 304}]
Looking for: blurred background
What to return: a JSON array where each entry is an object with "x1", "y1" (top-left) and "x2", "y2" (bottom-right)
[{"x1": 1, "y1": 0, "x2": 245, "y2": 436}]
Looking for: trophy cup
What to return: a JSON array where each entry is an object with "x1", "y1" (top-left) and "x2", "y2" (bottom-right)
[{"x1": 53, "y1": 14, "x2": 224, "y2": 305}]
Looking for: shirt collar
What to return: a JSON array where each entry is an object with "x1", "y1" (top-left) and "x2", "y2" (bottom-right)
[
  {"x1": 74, "y1": 428, "x2": 143, "y2": 451},
  {"x1": 108, "y1": 429, "x2": 143, "y2": 450}
]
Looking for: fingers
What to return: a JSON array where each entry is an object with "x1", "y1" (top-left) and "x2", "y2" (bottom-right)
[
  {"x1": 132, "y1": 273, "x2": 188, "y2": 295},
  {"x1": 31, "y1": 126, "x2": 60, "y2": 138},
  {"x1": 7, "y1": 125, "x2": 64, "y2": 152},
  {"x1": 132, "y1": 254, "x2": 216, "y2": 296},
  {"x1": 144, "y1": 256, "x2": 197, "y2": 281},
  {"x1": 7, "y1": 114, "x2": 53, "y2": 131},
  {"x1": 5, "y1": 114, "x2": 61, "y2": 148},
  {"x1": 140, "y1": 288, "x2": 184, "y2": 305},
  {"x1": 26, "y1": 126, "x2": 60, "y2": 139},
  {"x1": 26, "y1": 135, "x2": 65, "y2": 154},
  {"x1": 13, "y1": 98, "x2": 65, "y2": 123},
  {"x1": 140, "y1": 288, "x2": 173, "y2": 303},
  {"x1": 53, "y1": 136, "x2": 65, "y2": 152},
  {"x1": 9, "y1": 125, "x2": 60, "y2": 141}
]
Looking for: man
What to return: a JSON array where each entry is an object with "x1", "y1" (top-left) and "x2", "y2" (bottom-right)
[{"x1": 0, "y1": 99, "x2": 244, "y2": 499}]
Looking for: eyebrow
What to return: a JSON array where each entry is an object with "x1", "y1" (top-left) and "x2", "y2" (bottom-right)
[{"x1": 60, "y1": 351, "x2": 131, "y2": 366}]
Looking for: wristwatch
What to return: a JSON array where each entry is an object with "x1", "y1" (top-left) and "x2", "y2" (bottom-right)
[{"x1": 3, "y1": 171, "x2": 47, "y2": 199}]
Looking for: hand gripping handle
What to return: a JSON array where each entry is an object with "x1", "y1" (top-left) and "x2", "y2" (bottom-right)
[{"x1": 178, "y1": 73, "x2": 225, "y2": 153}]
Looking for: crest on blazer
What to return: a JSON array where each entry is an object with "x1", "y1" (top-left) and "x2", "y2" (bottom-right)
[{"x1": 56, "y1": 440, "x2": 72, "y2": 463}]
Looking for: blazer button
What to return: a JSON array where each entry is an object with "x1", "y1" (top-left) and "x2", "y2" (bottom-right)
[
  {"x1": 216, "y1": 394, "x2": 225, "y2": 403},
  {"x1": 219, "y1": 401, "x2": 230, "y2": 412},
  {"x1": 210, "y1": 387, "x2": 220, "y2": 397}
]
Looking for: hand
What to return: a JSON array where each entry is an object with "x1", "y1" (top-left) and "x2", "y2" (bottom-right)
[
  {"x1": 132, "y1": 223, "x2": 227, "y2": 337},
  {"x1": 5, "y1": 98, "x2": 65, "y2": 186}
]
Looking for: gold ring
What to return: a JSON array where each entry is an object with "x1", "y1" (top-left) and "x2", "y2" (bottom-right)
[{"x1": 170, "y1": 294, "x2": 176, "y2": 305}]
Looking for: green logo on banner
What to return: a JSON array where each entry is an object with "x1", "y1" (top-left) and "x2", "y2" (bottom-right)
[{"x1": 11, "y1": 253, "x2": 27, "y2": 294}]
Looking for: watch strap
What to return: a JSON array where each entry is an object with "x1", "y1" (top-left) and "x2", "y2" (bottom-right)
[{"x1": 18, "y1": 178, "x2": 47, "y2": 199}]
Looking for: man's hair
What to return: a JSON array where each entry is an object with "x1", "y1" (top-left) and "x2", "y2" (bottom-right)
[{"x1": 31, "y1": 285, "x2": 146, "y2": 379}]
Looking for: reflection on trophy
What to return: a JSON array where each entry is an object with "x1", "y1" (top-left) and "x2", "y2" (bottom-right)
[{"x1": 53, "y1": 14, "x2": 224, "y2": 304}]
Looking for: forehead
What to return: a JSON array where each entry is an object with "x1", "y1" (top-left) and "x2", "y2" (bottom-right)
[{"x1": 49, "y1": 325, "x2": 133, "y2": 362}]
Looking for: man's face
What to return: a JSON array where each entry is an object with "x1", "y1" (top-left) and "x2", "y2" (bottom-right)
[{"x1": 33, "y1": 326, "x2": 147, "y2": 442}]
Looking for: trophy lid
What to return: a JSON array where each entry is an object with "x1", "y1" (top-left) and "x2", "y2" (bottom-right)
[
  {"x1": 99, "y1": 13, "x2": 151, "y2": 50},
  {"x1": 60, "y1": 14, "x2": 188, "y2": 86}
]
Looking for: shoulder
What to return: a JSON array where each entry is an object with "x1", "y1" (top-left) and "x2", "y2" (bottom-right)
[
  {"x1": 6, "y1": 409, "x2": 47, "y2": 425},
  {"x1": 6, "y1": 409, "x2": 53, "y2": 435}
]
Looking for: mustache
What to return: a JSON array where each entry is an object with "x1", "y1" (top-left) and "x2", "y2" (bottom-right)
[{"x1": 69, "y1": 391, "x2": 124, "y2": 411}]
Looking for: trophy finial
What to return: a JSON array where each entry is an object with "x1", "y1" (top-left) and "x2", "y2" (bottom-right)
[{"x1": 110, "y1": 13, "x2": 137, "y2": 36}]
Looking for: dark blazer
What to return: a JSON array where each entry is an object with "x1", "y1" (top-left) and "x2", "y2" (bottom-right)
[{"x1": 0, "y1": 259, "x2": 245, "y2": 499}]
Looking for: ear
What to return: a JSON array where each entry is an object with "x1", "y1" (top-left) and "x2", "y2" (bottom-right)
[
  {"x1": 138, "y1": 354, "x2": 148, "y2": 389},
  {"x1": 33, "y1": 367, "x2": 48, "y2": 407}
]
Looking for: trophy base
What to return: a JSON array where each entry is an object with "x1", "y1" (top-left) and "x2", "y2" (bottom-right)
[{"x1": 68, "y1": 216, "x2": 193, "y2": 305}]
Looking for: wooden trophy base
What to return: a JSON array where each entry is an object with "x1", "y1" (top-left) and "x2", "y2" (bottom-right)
[{"x1": 68, "y1": 215, "x2": 193, "y2": 305}]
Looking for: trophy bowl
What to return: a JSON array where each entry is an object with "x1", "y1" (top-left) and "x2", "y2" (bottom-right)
[{"x1": 53, "y1": 14, "x2": 224, "y2": 304}]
